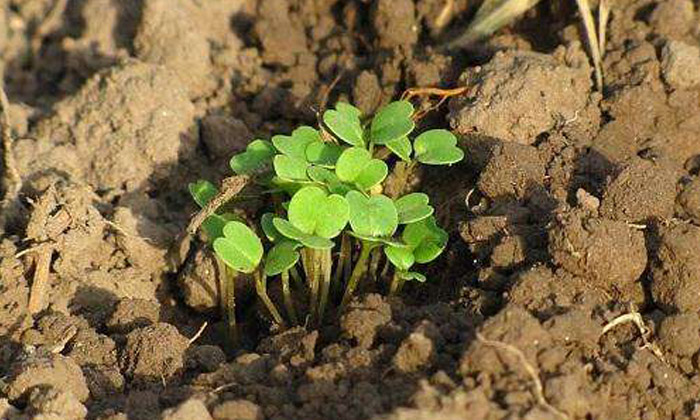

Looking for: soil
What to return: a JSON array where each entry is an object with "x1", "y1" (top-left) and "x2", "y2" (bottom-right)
[{"x1": 1, "y1": 0, "x2": 700, "y2": 419}]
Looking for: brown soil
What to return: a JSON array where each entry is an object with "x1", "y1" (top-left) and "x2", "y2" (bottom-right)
[{"x1": 1, "y1": 0, "x2": 700, "y2": 419}]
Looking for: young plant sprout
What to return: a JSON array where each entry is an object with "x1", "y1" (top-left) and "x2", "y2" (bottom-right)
[{"x1": 189, "y1": 100, "x2": 464, "y2": 335}]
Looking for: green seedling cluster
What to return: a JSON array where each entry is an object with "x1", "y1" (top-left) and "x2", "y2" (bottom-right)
[{"x1": 189, "y1": 100, "x2": 464, "y2": 335}]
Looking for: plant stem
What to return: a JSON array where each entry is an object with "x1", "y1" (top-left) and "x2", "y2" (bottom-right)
[
  {"x1": 254, "y1": 269, "x2": 286, "y2": 327},
  {"x1": 215, "y1": 256, "x2": 237, "y2": 345},
  {"x1": 290, "y1": 266, "x2": 304, "y2": 288},
  {"x1": 308, "y1": 248, "x2": 320, "y2": 324},
  {"x1": 333, "y1": 233, "x2": 350, "y2": 289},
  {"x1": 389, "y1": 272, "x2": 405, "y2": 295},
  {"x1": 340, "y1": 241, "x2": 373, "y2": 310},
  {"x1": 368, "y1": 247, "x2": 382, "y2": 281},
  {"x1": 318, "y1": 248, "x2": 332, "y2": 322},
  {"x1": 281, "y1": 270, "x2": 298, "y2": 325}
]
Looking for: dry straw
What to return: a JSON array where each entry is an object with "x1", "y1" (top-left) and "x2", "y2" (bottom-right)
[{"x1": 446, "y1": 0, "x2": 611, "y2": 90}]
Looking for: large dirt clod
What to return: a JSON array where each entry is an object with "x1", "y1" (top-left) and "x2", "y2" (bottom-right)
[{"x1": 449, "y1": 49, "x2": 591, "y2": 144}]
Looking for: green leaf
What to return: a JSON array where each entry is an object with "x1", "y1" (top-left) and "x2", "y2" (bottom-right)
[
  {"x1": 189, "y1": 180, "x2": 218, "y2": 208},
  {"x1": 335, "y1": 147, "x2": 388, "y2": 191},
  {"x1": 230, "y1": 140, "x2": 276, "y2": 175},
  {"x1": 348, "y1": 231, "x2": 403, "y2": 247},
  {"x1": 201, "y1": 213, "x2": 241, "y2": 243},
  {"x1": 270, "y1": 177, "x2": 315, "y2": 196},
  {"x1": 261, "y1": 213, "x2": 282, "y2": 242},
  {"x1": 346, "y1": 191, "x2": 398, "y2": 238},
  {"x1": 384, "y1": 245, "x2": 415, "y2": 271},
  {"x1": 264, "y1": 240, "x2": 301, "y2": 276},
  {"x1": 298, "y1": 235, "x2": 334, "y2": 250},
  {"x1": 274, "y1": 155, "x2": 309, "y2": 181},
  {"x1": 305, "y1": 142, "x2": 344, "y2": 167},
  {"x1": 413, "y1": 129, "x2": 464, "y2": 165},
  {"x1": 288, "y1": 186, "x2": 349, "y2": 238},
  {"x1": 386, "y1": 136, "x2": 412, "y2": 162},
  {"x1": 272, "y1": 217, "x2": 306, "y2": 241},
  {"x1": 307, "y1": 167, "x2": 353, "y2": 195},
  {"x1": 272, "y1": 218, "x2": 334, "y2": 250},
  {"x1": 398, "y1": 271, "x2": 426, "y2": 282},
  {"x1": 272, "y1": 126, "x2": 321, "y2": 160},
  {"x1": 370, "y1": 101, "x2": 415, "y2": 145},
  {"x1": 336, "y1": 102, "x2": 362, "y2": 119},
  {"x1": 213, "y1": 221, "x2": 263, "y2": 273},
  {"x1": 395, "y1": 193, "x2": 434, "y2": 224},
  {"x1": 202, "y1": 214, "x2": 227, "y2": 241},
  {"x1": 403, "y1": 216, "x2": 448, "y2": 264},
  {"x1": 323, "y1": 104, "x2": 364, "y2": 147}
]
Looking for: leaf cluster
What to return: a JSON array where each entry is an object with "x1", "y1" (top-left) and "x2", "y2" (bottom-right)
[{"x1": 190, "y1": 100, "x2": 463, "y2": 326}]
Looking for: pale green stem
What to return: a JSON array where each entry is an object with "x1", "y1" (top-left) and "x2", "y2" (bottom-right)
[
  {"x1": 333, "y1": 234, "x2": 350, "y2": 290},
  {"x1": 290, "y1": 266, "x2": 304, "y2": 289},
  {"x1": 368, "y1": 247, "x2": 382, "y2": 281},
  {"x1": 318, "y1": 248, "x2": 332, "y2": 323},
  {"x1": 389, "y1": 271, "x2": 405, "y2": 295},
  {"x1": 254, "y1": 269, "x2": 286, "y2": 327},
  {"x1": 309, "y1": 248, "x2": 322, "y2": 324},
  {"x1": 340, "y1": 241, "x2": 373, "y2": 310},
  {"x1": 281, "y1": 270, "x2": 298, "y2": 326},
  {"x1": 214, "y1": 256, "x2": 237, "y2": 345}
]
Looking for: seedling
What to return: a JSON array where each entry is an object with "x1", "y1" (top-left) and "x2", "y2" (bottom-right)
[{"x1": 189, "y1": 100, "x2": 464, "y2": 335}]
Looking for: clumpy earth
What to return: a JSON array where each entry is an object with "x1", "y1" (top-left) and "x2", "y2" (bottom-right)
[{"x1": 1, "y1": 0, "x2": 700, "y2": 419}]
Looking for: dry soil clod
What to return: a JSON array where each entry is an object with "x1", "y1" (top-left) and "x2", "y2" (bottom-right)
[{"x1": 476, "y1": 333, "x2": 570, "y2": 420}]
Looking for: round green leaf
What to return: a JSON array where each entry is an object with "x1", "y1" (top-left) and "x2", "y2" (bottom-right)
[
  {"x1": 261, "y1": 213, "x2": 282, "y2": 242},
  {"x1": 264, "y1": 240, "x2": 300, "y2": 276},
  {"x1": 323, "y1": 106, "x2": 364, "y2": 147},
  {"x1": 213, "y1": 221, "x2": 263, "y2": 273},
  {"x1": 413, "y1": 129, "x2": 464, "y2": 165},
  {"x1": 272, "y1": 126, "x2": 321, "y2": 160},
  {"x1": 336, "y1": 102, "x2": 362, "y2": 119},
  {"x1": 370, "y1": 101, "x2": 415, "y2": 145},
  {"x1": 385, "y1": 245, "x2": 415, "y2": 271},
  {"x1": 305, "y1": 142, "x2": 344, "y2": 167},
  {"x1": 336, "y1": 147, "x2": 388, "y2": 191},
  {"x1": 293, "y1": 126, "x2": 322, "y2": 143},
  {"x1": 308, "y1": 167, "x2": 353, "y2": 195},
  {"x1": 386, "y1": 136, "x2": 412, "y2": 162},
  {"x1": 299, "y1": 235, "x2": 334, "y2": 250},
  {"x1": 201, "y1": 214, "x2": 226, "y2": 242},
  {"x1": 189, "y1": 180, "x2": 218, "y2": 208},
  {"x1": 272, "y1": 217, "x2": 306, "y2": 241},
  {"x1": 348, "y1": 231, "x2": 403, "y2": 246},
  {"x1": 272, "y1": 217, "x2": 334, "y2": 249},
  {"x1": 230, "y1": 139, "x2": 276, "y2": 175},
  {"x1": 395, "y1": 193, "x2": 434, "y2": 224},
  {"x1": 288, "y1": 186, "x2": 348, "y2": 238},
  {"x1": 274, "y1": 155, "x2": 310, "y2": 181},
  {"x1": 346, "y1": 191, "x2": 398, "y2": 238},
  {"x1": 403, "y1": 216, "x2": 448, "y2": 264}
]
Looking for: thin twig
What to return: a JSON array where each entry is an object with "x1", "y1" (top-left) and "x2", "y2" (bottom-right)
[
  {"x1": 442, "y1": 0, "x2": 542, "y2": 50},
  {"x1": 0, "y1": 85, "x2": 22, "y2": 229},
  {"x1": 434, "y1": 0, "x2": 455, "y2": 30},
  {"x1": 188, "y1": 321, "x2": 208, "y2": 345},
  {"x1": 187, "y1": 175, "x2": 249, "y2": 236},
  {"x1": 574, "y1": 0, "x2": 603, "y2": 91},
  {"x1": 401, "y1": 86, "x2": 470, "y2": 121},
  {"x1": 49, "y1": 325, "x2": 77, "y2": 354},
  {"x1": 27, "y1": 245, "x2": 54, "y2": 315},
  {"x1": 598, "y1": 0, "x2": 610, "y2": 59},
  {"x1": 319, "y1": 71, "x2": 344, "y2": 115},
  {"x1": 477, "y1": 333, "x2": 570, "y2": 420}
]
